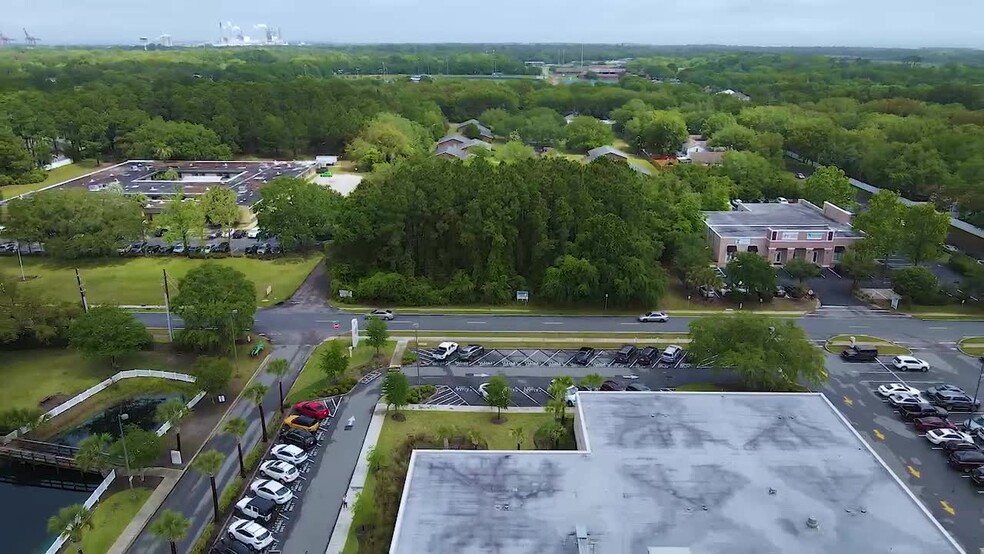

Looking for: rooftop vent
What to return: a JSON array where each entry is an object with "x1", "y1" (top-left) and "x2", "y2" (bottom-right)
[{"x1": 806, "y1": 517, "x2": 819, "y2": 529}]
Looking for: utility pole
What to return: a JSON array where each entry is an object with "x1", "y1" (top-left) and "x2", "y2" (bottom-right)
[
  {"x1": 973, "y1": 356, "x2": 984, "y2": 410},
  {"x1": 162, "y1": 269, "x2": 173, "y2": 341},
  {"x1": 75, "y1": 268, "x2": 88, "y2": 312}
]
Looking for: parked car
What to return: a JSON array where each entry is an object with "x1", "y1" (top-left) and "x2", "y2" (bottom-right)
[
  {"x1": 432, "y1": 342, "x2": 459, "y2": 361},
  {"x1": 145, "y1": 244, "x2": 162, "y2": 255},
  {"x1": 942, "y1": 441, "x2": 981, "y2": 455},
  {"x1": 637, "y1": 346, "x2": 659, "y2": 365},
  {"x1": 211, "y1": 537, "x2": 255, "y2": 554},
  {"x1": 971, "y1": 466, "x2": 984, "y2": 486},
  {"x1": 660, "y1": 345, "x2": 684, "y2": 364},
  {"x1": 841, "y1": 345, "x2": 878, "y2": 362},
  {"x1": 572, "y1": 347, "x2": 596, "y2": 365},
  {"x1": 171, "y1": 242, "x2": 186, "y2": 254},
  {"x1": 366, "y1": 309, "x2": 395, "y2": 321},
  {"x1": 600, "y1": 379, "x2": 626, "y2": 391},
  {"x1": 927, "y1": 384, "x2": 966, "y2": 396},
  {"x1": 457, "y1": 344, "x2": 485, "y2": 362},
  {"x1": 889, "y1": 393, "x2": 924, "y2": 409},
  {"x1": 246, "y1": 228, "x2": 261, "y2": 239},
  {"x1": 227, "y1": 518, "x2": 275, "y2": 550},
  {"x1": 232, "y1": 229, "x2": 247, "y2": 239},
  {"x1": 626, "y1": 383, "x2": 652, "y2": 392},
  {"x1": 153, "y1": 228, "x2": 168, "y2": 237},
  {"x1": 211, "y1": 241, "x2": 231, "y2": 254},
  {"x1": 947, "y1": 450, "x2": 984, "y2": 471},
  {"x1": 962, "y1": 415, "x2": 984, "y2": 433},
  {"x1": 926, "y1": 388, "x2": 980, "y2": 411},
  {"x1": 249, "y1": 479, "x2": 294, "y2": 505},
  {"x1": 294, "y1": 400, "x2": 330, "y2": 420},
  {"x1": 244, "y1": 244, "x2": 258, "y2": 255},
  {"x1": 550, "y1": 380, "x2": 579, "y2": 406},
  {"x1": 255, "y1": 243, "x2": 268, "y2": 256},
  {"x1": 270, "y1": 444, "x2": 309, "y2": 465},
  {"x1": 260, "y1": 460, "x2": 300, "y2": 483},
  {"x1": 697, "y1": 285, "x2": 717, "y2": 299},
  {"x1": 913, "y1": 417, "x2": 956, "y2": 432},
  {"x1": 284, "y1": 415, "x2": 320, "y2": 433},
  {"x1": 877, "y1": 383, "x2": 920, "y2": 397},
  {"x1": 234, "y1": 496, "x2": 277, "y2": 523},
  {"x1": 269, "y1": 244, "x2": 282, "y2": 255},
  {"x1": 279, "y1": 428, "x2": 317, "y2": 450},
  {"x1": 899, "y1": 403, "x2": 948, "y2": 421},
  {"x1": 927, "y1": 428, "x2": 974, "y2": 445},
  {"x1": 614, "y1": 345, "x2": 637, "y2": 364},
  {"x1": 892, "y1": 355, "x2": 930, "y2": 372},
  {"x1": 638, "y1": 311, "x2": 668, "y2": 323}
]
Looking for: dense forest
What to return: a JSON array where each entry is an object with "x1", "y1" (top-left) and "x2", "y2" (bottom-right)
[{"x1": 0, "y1": 45, "x2": 980, "y2": 223}]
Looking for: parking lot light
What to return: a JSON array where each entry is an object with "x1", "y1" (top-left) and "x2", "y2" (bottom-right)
[
  {"x1": 414, "y1": 323, "x2": 420, "y2": 385},
  {"x1": 973, "y1": 356, "x2": 984, "y2": 410}
]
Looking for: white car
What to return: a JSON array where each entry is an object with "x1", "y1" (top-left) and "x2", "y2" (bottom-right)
[
  {"x1": 433, "y1": 342, "x2": 459, "y2": 361},
  {"x1": 249, "y1": 479, "x2": 294, "y2": 505},
  {"x1": 892, "y1": 356, "x2": 929, "y2": 372},
  {"x1": 877, "y1": 383, "x2": 920, "y2": 398},
  {"x1": 259, "y1": 460, "x2": 299, "y2": 483},
  {"x1": 926, "y1": 428, "x2": 974, "y2": 445},
  {"x1": 227, "y1": 518, "x2": 274, "y2": 551},
  {"x1": 270, "y1": 444, "x2": 308, "y2": 465},
  {"x1": 638, "y1": 311, "x2": 669, "y2": 323},
  {"x1": 246, "y1": 228, "x2": 261, "y2": 239},
  {"x1": 888, "y1": 393, "x2": 923, "y2": 408}
]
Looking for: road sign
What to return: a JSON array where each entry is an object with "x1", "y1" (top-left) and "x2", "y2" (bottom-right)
[
  {"x1": 338, "y1": 289, "x2": 352, "y2": 298},
  {"x1": 332, "y1": 320, "x2": 340, "y2": 329},
  {"x1": 516, "y1": 290, "x2": 529, "y2": 301}
]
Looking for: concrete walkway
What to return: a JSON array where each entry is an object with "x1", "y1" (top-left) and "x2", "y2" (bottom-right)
[
  {"x1": 107, "y1": 473, "x2": 181, "y2": 554},
  {"x1": 390, "y1": 338, "x2": 409, "y2": 366},
  {"x1": 324, "y1": 404, "x2": 388, "y2": 554}
]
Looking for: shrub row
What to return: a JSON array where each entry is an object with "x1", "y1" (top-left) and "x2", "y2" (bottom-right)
[
  {"x1": 407, "y1": 385, "x2": 436, "y2": 404},
  {"x1": 316, "y1": 377, "x2": 358, "y2": 398}
]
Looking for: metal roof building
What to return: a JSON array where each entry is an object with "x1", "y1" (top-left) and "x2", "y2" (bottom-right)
[{"x1": 389, "y1": 392, "x2": 963, "y2": 554}]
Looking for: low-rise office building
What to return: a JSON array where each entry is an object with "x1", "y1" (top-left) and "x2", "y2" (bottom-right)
[{"x1": 704, "y1": 199, "x2": 863, "y2": 267}]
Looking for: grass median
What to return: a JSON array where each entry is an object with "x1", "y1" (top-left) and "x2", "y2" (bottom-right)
[
  {"x1": 0, "y1": 253, "x2": 322, "y2": 307},
  {"x1": 959, "y1": 337, "x2": 984, "y2": 357},
  {"x1": 286, "y1": 340, "x2": 396, "y2": 405},
  {"x1": 81, "y1": 488, "x2": 152, "y2": 553},
  {"x1": 824, "y1": 334, "x2": 911, "y2": 356}
]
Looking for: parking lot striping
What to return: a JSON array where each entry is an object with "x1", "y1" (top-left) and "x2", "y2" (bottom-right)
[
  {"x1": 472, "y1": 350, "x2": 496, "y2": 364},
  {"x1": 908, "y1": 465, "x2": 922, "y2": 478},
  {"x1": 542, "y1": 350, "x2": 566, "y2": 364},
  {"x1": 513, "y1": 387, "x2": 538, "y2": 403}
]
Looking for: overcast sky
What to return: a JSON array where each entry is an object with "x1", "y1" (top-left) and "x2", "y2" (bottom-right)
[{"x1": 7, "y1": 0, "x2": 981, "y2": 48}]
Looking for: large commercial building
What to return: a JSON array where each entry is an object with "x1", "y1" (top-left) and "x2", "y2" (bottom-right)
[
  {"x1": 390, "y1": 392, "x2": 961, "y2": 554},
  {"x1": 704, "y1": 200, "x2": 864, "y2": 267}
]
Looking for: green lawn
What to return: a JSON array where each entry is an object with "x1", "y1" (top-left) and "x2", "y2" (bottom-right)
[
  {"x1": 1, "y1": 348, "x2": 196, "y2": 412},
  {"x1": 0, "y1": 254, "x2": 322, "y2": 307},
  {"x1": 959, "y1": 338, "x2": 984, "y2": 357},
  {"x1": 0, "y1": 161, "x2": 105, "y2": 199},
  {"x1": 343, "y1": 411, "x2": 557, "y2": 553},
  {"x1": 286, "y1": 340, "x2": 396, "y2": 404},
  {"x1": 903, "y1": 303, "x2": 984, "y2": 317},
  {"x1": 82, "y1": 488, "x2": 152, "y2": 554}
]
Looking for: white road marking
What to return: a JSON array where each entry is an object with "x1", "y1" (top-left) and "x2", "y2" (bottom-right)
[
  {"x1": 542, "y1": 321, "x2": 564, "y2": 325},
  {"x1": 619, "y1": 322, "x2": 640, "y2": 325},
  {"x1": 466, "y1": 321, "x2": 487, "y2": 325},
  {"x1": 928, "y1": 327, "x2": 949, "y2": 330},
  {"x1": 848, "y1": 326, "x2": 869, "y2": 329}
]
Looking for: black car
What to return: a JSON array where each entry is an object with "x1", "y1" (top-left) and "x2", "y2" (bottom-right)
[
  {"x1": 153, "y1": 228, "x2": 168, "y2": 238},
  {"x1": 211, "y1": 241, "x2": 231, "y2": 254},
  {"x1": 457, "y1": 344, "x2": 485, "y2": 362},
  {"x1": 926, "y1": 390, "x2": 980, "y2": 412},
  {"x1": 948, "y1": 450, "x2": 984, "y2": 471},
  {"x1": 899, "y1": 402, "x2": 949, "y2": 421},
  {"x1": 210, "y1": 538, "x2": 254, "y2": 554},
  {"x1": 232, "y1": 229, "x2": 247, "y2": 239},
  {"x1": 971, "y1": 467, "x2": 984, "y2": 486},
  {"x1": 234, "y1": 496, "x2": 277, "y2": 523},
  {"x1": 269, "y1": 245, "x2": 282, "y2": 255},
  {"x1": 840, "y1": 345, "x2": 879, "y2": 362},
  {"x1": 943, "y1": 441, "x2": 981, "y2": 455},
  {"x1": 145, "y1": 244, "x2": 162, "y2": 255},
  {"x1": 572, "y1": 347, "x2": 596, "y2": 365},
  {"x1": 600, "y1": 379, "x2": 626, "y2": 391},
  {"x1": 626, "y1": 383, "x2": 651, "y2": 392},
  {"x1": 244, "y1": 245, "x2": 258, "y2": 255},
  {"x1": 280, "y1": 428, "x2": 317, "y2": 450},
  {"x1": 614, "y1": 345, "x2": 637, "y2": 364},
  {"x1": 637, "y1": 347, "x2": 658, "y2": 365}
]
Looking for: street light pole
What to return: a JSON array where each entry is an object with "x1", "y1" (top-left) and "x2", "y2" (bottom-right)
[
  {"x1": 414, "y1": 323, "x2": 420, "y2": 386},
  {"x1": 973, "y1": 356, "x2": 984, "y2": 410},
  {"x1": 15, "y1": 246, "x2": 26, "y2": 281},
  {"x1": 604, "y1": 293, "x2": 609, "y2": 312},
  {"x1": 117, "y1": 412, "x2": 132, "y2": 489},
  {"x1": 230, "y1": 309, "x2": 240, "y2": 377}
]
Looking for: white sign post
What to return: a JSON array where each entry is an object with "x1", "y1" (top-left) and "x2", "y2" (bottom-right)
[{"x1": 351, "y1": 318, "x2": 359, "y2": 348}]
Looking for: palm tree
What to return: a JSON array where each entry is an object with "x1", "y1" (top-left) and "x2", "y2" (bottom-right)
[
  {"x1": 47, "y1": 503, "x2": 93, "y2": 553},
  {"x1": 547, "y1": 376, "x2": 575, "y2": 424},
  {"x1": 74, "y1": 433, "x2": 113, "y2": 475},
  {"x1": 149, "y1": 509, "x2": 190, "y2": 554},
  {"x1": 223, "y1": 416, "x2": 248, "y2": 478},
  {"x1": 509, "y1": 427, "x2": 527, "y2": 450},
  {"x1": 191, "y1": 449, "x2": 226, "y2": 523},
  {"x1": 580, "y1": 373, "x2": 604, "y2": 391},
  {"x1": 154, "y1": 398, "x2": 191, "y2": 455},
  {"x1": 266, "y1": 358, "x2": 291, "y2": 415},
  {"x1": 245, "y1": 383, "x2": 270, "y2": 442}
]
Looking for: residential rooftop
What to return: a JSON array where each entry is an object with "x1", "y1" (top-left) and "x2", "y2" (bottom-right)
[
  {"x1": 40, "y1": 159, "x2": 316, "y2": 208},
  {"x1": 705, "y1": 200, "x2": 862, "y2": 239},
  {"x1": 390, "y1": 392, "x2": 961, "y2": 554}
]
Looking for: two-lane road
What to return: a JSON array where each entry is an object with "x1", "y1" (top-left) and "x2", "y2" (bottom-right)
[{"x1": 133, "y1": 309, "x2": 984, "y2": 347}]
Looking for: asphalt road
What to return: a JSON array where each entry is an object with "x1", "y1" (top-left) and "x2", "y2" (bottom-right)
[
  {"x1": 822, "y1": 348, "x2": 984, "y2": 552},
  {"x1": 133, "y1": 307, "x2": 984, "y2": 348},
  {"x1": 128, "y1": 344, "x2": 313, "y2": 554}
]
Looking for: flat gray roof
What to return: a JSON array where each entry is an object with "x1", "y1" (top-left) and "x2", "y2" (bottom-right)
[
  {"x1": 390, "y1": 392, "x2": 962, "y2": 554},
  {"x1": 705, "y1": 202, "x2": 862, "y2": 238}
]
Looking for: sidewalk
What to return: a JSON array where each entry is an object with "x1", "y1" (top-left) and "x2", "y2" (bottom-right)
[
  {"x1": 107, "y1": 471, "x2": 182, "y2": 554},
  {"x1": 390, "y1": 338, "x2": 409, "y2": 366}
]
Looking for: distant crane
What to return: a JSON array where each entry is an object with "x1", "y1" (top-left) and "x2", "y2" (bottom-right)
[
  {"x1": 0, "y1": 31, "x2": 13, "y2": 46},
  {"x1": 23, "y1": 28, "x2": 39, "y2": 47}
]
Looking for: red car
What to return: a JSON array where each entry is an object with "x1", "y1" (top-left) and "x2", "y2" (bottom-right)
[
  {"x1": 294, "y1": 401, "x2": 330, "y2": 420},
  {"x1": 914, "y1": 416, "x2": 955, "y2": 432}
]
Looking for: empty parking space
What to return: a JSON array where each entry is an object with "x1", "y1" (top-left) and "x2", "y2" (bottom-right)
[{"x1": 411, "y1": 347, "x2": 691, "y2": 369}]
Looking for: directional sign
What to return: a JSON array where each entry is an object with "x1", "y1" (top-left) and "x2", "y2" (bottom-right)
[
  {"x1": 907, "y1": 465, "x2": 921, "y2": 478},
  {"x1": 873, "y1": 429, "x2": 885, "y2": 440},
  {"x1": 345, "y1": 416, "x2": 355, "y2": 430},
  {"x1": 843, "y1": 396, "x2": 854, "y2": 406}
]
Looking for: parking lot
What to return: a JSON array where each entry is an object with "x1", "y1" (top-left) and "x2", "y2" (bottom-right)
[
  {"x1": 413, "y1": 346, "x2": 697, "y2": 370},
  {"x1": 213, "y1": 397, "x2": 340, "y2": 554},
  {"x1": 823, "y1": 349, "x2": 984, "y2": 551}
]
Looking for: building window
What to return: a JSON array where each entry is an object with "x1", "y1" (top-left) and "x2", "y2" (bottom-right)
[
  {"x1": 726, "y1": 245, "x2": 737, "y2": 261},
  {"x1": 748, "y1": 245, "x2": 758, "y2": 253},
  {"x1": 812, "y1": 250, "x2": 821, "y2": 264},
  {"x1": 781, "y1": 231, "x2": 798, "y2": 240},
  {"x1": 827, "y1": 231, "x2": 834, "y2": 241},
  {"x1": 774, "y1": 250, "x2": 782, "y2": 264},
  {"x1": 833, "y1": 246, "x2": 845, "y2": 263},
  {"x1": 771, "y1": 231, "x2": 777, "y2": 240},
  {"x1": 806, "y1": 231, "x2": 825, "y2": 240}
]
